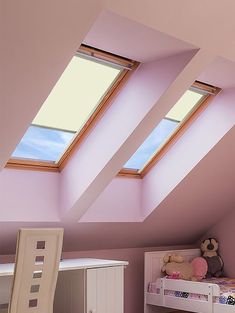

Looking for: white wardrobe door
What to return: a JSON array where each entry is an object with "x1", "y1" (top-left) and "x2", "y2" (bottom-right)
[{"x1": 87, "y1": 266, "x2": 124, "y2": 313}]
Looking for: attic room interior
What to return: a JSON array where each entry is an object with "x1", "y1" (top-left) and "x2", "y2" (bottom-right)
[{"x1": 1, "y1": 1, "x2": 235, "y2": 313}]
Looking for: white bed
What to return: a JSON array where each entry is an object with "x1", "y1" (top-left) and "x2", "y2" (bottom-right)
[{"x1": 144, "y1": 248, "x2": 235, "y2": 313}]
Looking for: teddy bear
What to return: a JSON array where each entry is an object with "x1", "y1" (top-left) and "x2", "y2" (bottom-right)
[
  {"x1": 161, "y1": 253, "x2": 208, "y2": 281},
  {"x1": 201, "y1": 238, "x2": 224, "y2": 278}
]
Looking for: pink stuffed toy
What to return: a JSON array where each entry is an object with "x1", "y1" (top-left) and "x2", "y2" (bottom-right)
[{"x1": 191, "y1": 257, "x2": 208, "y2": 281}]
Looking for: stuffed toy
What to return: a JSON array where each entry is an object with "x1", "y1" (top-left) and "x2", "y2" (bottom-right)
[
  {"x1": 162, "y1": 253, "x2": 208, "y2": 281},
  {"x1": 201, "y1": 238, "x2": 224, "y2": 278}
]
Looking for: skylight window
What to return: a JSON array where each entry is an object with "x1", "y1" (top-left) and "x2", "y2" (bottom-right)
[
  {"x1": 9, "y1": 46, "x2": 135, "y2": 167},
  {"x1": 123, "y1": 84, "x2": 218, "y2": 174}
]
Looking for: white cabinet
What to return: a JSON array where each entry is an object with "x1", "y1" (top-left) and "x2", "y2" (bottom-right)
[
  {"x1": 87, "y1": 266, "x2": 124, "y2": 313},
  {"x1": 54, "y1": 264, "x2": 125, "y2": 313}
]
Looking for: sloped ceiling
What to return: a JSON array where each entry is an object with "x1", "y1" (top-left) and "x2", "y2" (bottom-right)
[
  {"x1": 0, "y1": 126, "x2": 234, "y2": 254},
  {"x1": 1, "y1": 0, "x2": 235, "y2": 253},
  {"x1": 83, "y1": 11, "x2": 195, "y2": 62},
  {"x1": 102, "y1": 0, "x2": 235, "y2": 63}
]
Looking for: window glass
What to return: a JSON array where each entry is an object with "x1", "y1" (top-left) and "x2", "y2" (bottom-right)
[
  {"x1": 124, "y1": 90, "x2": 205, "y2": 170},
  {"x1": 11, "y1": 54, "x2": 121, "y2": 163},
  {"x1": 12, "y1": 126, "x2": 75, "y2": 162}
]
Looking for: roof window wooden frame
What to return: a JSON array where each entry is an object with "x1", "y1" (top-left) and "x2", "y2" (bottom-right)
[
  {"x1": 6, "y1": 45, "x2": 139, "y2": 172},
  {"x1": 6, "y1": 54, "x2": 220, "y2": 178},
  {"x1": 119, "y1": 81, "x2": 221, "y2": 178}
]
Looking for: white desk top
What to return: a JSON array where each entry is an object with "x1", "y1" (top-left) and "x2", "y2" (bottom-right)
[{"x1": 0, "y1": 258, "x2": 128, "y2": 277}]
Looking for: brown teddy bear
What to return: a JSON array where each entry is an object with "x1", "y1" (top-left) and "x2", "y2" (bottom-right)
[{"x1": 201, "y1": 238, "x2": 224, "y2": 278}]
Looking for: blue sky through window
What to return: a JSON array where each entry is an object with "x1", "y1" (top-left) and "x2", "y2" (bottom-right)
[
  {"x1": 124, "y1": 119, "x2": 179, "y2": 170},
  {"x1": 12, "y1": 126, "x2": 75, "y2": 162}
]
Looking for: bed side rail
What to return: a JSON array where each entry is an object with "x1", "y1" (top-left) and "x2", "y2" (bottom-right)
[
  {"x1": 161, "y1": 278, "x2": 220, "y2": 296},
  {"x1": 146, "y1": 278, "x2": 221, "y2": 313}
]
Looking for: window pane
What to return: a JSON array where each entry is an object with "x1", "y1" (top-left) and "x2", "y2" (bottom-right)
[
  {"x1": 124, "y1": 89, "x2": 205, "y2": 170},
  {"x1": 11, "y1": 54, "x2": 121, "y2": 163},
  {"x1": 12, "y1": 126, "x2": 75, "y2": 162},
  {"x1": 33, "y1": 55, "x2": 121, "y2": 132},
  {"x1": 124, "y1": 119, "x2": 179, "y2": 170},
  {"x1": 166, "y1": 90, "x2": 204, "y2": 122}
]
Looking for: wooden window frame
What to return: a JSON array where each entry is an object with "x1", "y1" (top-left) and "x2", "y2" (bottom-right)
[
  {"x1": 6, "y1": 54, "x2": 220, "y2": 179},
  {"x1": 6, "y1": 45, "x2": 139, "y2": 172},
  {"x1": 118, "y1": 81, "x2": 221, "y2": 178}
]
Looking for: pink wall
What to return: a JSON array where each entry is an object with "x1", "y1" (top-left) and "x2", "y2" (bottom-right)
[
  {"x1": 84, "y1": 11, "x2": 195, "y2": 62},
  {"x1": 200, "y1": 125, "x2": 235, "y2": 276},
  {"x1": 80, "y1": 177, "x2": 142, "y2": 222},
  {"x1": 0, "y1": 168, "x2": 142, "y2": 223},
  {"x1": 102, "y1": 0, "x2": 235, "y2": 62},
  {"x1": 142, "y1": 89, "x2": 235, "y2": 218},
  {"x1": 202, "y1": 205, "x2": 235, "y2": 277},
  {"x1": 198, "y1": 56, "x2": 235, "y2": 89},
  {"x1": 0, "y1": 169, "x2": 59, "y2": 221}
]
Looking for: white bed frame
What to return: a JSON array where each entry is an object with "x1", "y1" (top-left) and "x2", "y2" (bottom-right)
[{"x1": 144, "y1": 248, "x2": 235, "y2": 313}]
